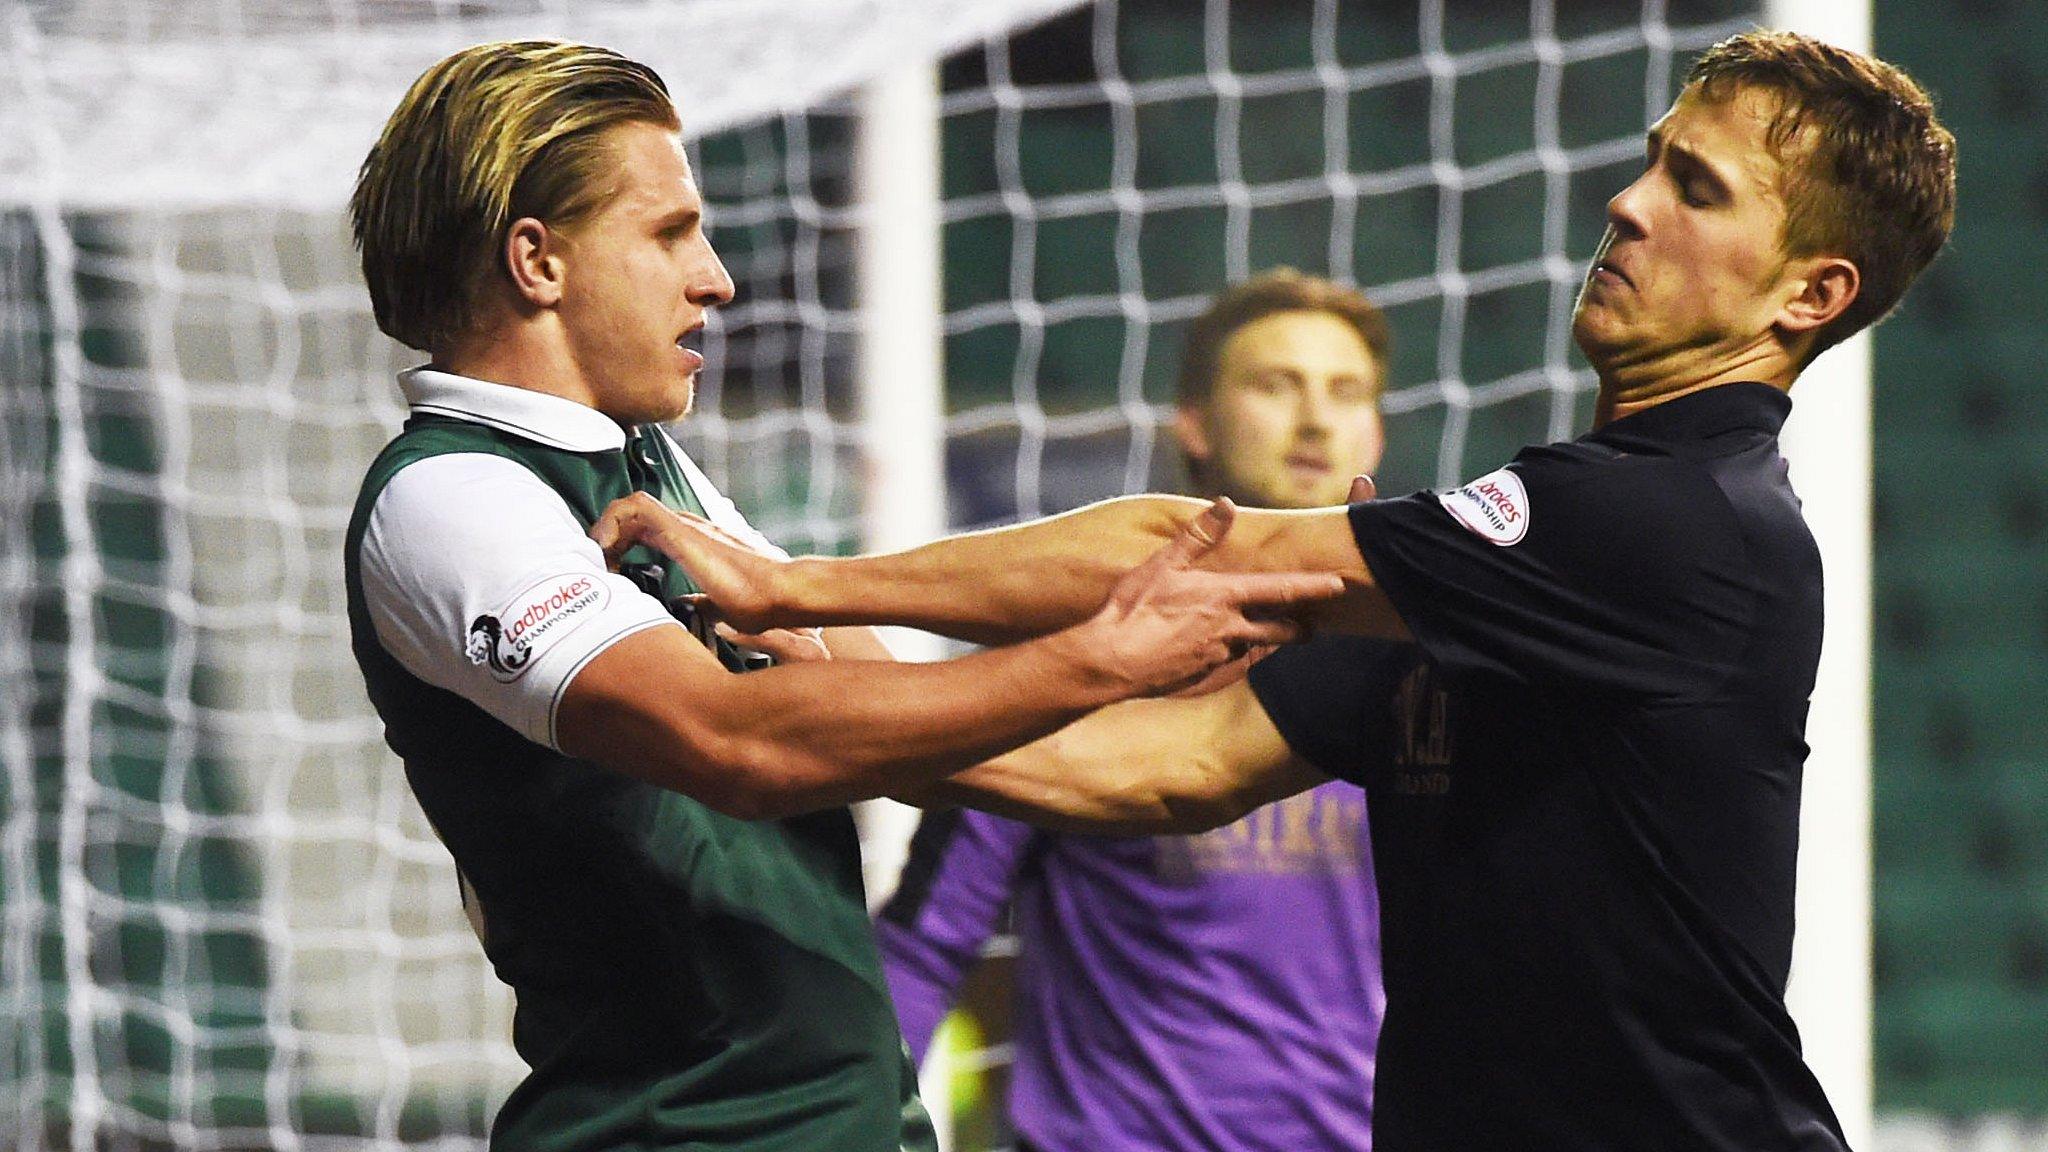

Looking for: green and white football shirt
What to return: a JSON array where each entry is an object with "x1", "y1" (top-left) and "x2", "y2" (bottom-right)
[{"x1": 346, "y1": 368, "x2": 934, "y2": 1152}]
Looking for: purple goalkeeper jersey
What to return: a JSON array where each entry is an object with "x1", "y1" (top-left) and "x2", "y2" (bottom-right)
[{"x1": 877, "y1": 776, "x2": 1383, "y2": 1152}]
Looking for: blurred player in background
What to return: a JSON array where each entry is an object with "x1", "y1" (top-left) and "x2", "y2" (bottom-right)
[
  {"x1": 876, "y1": 270, "x2": 1396, "y2": 1152},
  {"x1": 342, "y1": 40, "x2": 1340, "y2": 1152},
  {"x1": 594, "y1": 32, "x2": 1956, "y2": 1151}
]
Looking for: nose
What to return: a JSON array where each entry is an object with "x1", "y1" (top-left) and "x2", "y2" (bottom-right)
[
  {"x1": 690, "y1": 238, "x2": 736, "y2": 307},
  {"x1": 1605, "y1": 172, "x2": 1652, "y2": 240},
  {"x1": 1295, "y1": 383, "x2": 1334, "y2": 436}
]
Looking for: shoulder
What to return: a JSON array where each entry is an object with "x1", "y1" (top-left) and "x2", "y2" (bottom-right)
[
  {"x1": 355, "y1": 453, "x2": 596, "y2": 613},
  {"x1": 1488, "y1": 443, "x2": 1742, "y2": 559},
  {"x1": 367, "y1": 453, "x2": 580, "y2": 548},
  {"x1": 361, "y1": 419, "x2": 517, "y2": 493}
]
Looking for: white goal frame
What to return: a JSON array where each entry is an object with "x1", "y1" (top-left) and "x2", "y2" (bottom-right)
[{"x1": 1767, "y1": 2, "x2": 1875, "y2": 1147}]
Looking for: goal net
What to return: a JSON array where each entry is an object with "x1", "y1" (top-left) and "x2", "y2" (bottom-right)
[{"x1": 0, "y1": 1, "x2": 1842, "y2": 1150}]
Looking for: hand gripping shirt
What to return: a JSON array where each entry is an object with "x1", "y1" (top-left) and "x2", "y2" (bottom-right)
[
  {"x1": 344, "y1": 368, "x2": 934, "y2": 1152},
  {"x1": 876, "y1": 639, "x2": 1396, "y2": 1152},
  {"x1": 1249, "y1": 383, "x2": 1847, "y2": 1152}
]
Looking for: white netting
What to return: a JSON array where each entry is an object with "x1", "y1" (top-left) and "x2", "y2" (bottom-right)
[
  {"x1": 0, "y1": 0, "x2": 1086, "y2": 212},
  {"x1": 2, "y1": 0, "x2": 1879, "y2": 1150},
  {"x1": 933, "y1": 0, "x2": 1762, "y2": 529}
]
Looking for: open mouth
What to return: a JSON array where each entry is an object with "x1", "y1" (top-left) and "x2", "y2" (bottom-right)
[
  {"x1": 675, "y1": 325, "x2": 706, "y2": 371},
  {"x1": 1590, "y1": 260, "x2": 1630, "y2": 288}
]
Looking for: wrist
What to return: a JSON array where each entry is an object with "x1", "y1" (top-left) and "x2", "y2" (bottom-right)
[
  {"x1": 763, "y1": 555, "x2": 811, "y2": 628},
  {"x1": 1034, "y1": 616, "x2": 1133, "y2": 709}
]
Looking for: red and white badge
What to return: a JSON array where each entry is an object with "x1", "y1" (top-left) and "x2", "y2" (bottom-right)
[
  {"x1": 1438, "y1": 467, "x2": 1530, "y2": 546},
  {"x1": 464, "y1": 573, "x2": 610, "y2": 682}
]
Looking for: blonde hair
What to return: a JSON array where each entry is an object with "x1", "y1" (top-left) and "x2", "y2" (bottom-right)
[
  {"x1": 350, "y1": 40, "x2": 678, "y2": 352},
  {"x1": 1685, "y1": 31, "x2": 1956, "y2": 356}
]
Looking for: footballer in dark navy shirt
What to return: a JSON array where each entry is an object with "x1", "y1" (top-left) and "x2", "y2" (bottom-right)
[
  {"x1": 591, "y1": 30, "x2": 1956, "y2": 1152},
  {"x1": 1250, "y1": 380, "x2": 1839, "y2": 1149}
]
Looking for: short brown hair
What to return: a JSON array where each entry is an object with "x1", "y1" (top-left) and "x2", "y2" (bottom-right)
[
  {"x1": 1176, "y1": 268, "x2": 1392, "y2": 406},
  {"x1": 350, "y1": 40, "x2": 678, "y2": 352},
  {"x1": 1685, "y1": 31, "x2": 1956, "y2": 355}
]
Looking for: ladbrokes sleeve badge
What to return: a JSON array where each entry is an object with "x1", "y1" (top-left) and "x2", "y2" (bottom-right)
[
  {"x1": 465, "y1": 573, "x2": 610, "y2": 682},
  {"x1": 1437, "y1": 467, "x2": 1530, "y2": 546}
]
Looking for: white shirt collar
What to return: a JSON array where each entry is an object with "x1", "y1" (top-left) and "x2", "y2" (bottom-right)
[{"x1": 397, "y1": 366, "x2": 629, "y2": 453}]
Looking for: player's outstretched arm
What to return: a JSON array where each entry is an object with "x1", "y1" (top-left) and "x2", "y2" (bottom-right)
[
  {"x1": 557, "y1": 510, "x2": 1344, "y2": 820},
  {"x1": 897, "y1": 679, "x2": 1330, "y2": 837},
  {"x1": 591, "y1": 491, "x2": 1408, "y2": 644}
]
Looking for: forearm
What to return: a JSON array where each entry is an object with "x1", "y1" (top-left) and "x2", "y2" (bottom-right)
[
  {"x1": 773, "y1": 496, "x2": 1404, "y2": 642},
  {"x1": 560, "y1": 623, "x2": 1131, "y2": 821},
  {"x1": 775, "y1": 495, "x2": 1208, "y2": 644},
  {"x1": 904, "y1": 686, "x2": 1318, "y2": 836},
  {"x1": 593, "y1": 489, "x2": 1395, "y2": 641}
]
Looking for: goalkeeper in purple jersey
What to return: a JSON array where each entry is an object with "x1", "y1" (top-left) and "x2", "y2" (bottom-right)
[{"x1": 878, "y1": 271, "x2": 1400, "y2": 1152}]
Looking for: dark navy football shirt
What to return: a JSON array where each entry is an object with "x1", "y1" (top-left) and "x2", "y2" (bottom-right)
[{"x1": 1250, "y1": 382, "x2": 1847, "y2": 1152}]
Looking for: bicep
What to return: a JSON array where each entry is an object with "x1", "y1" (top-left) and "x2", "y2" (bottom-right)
[
  {"x1": 1188, "y1": 682, "x2": 1335, "y2": 820},
  {"x1": 554, "y1": 623, "x2": 769, "y2": 807},
  {"x1": 1227, "y1": 506, "x2": 1411, "y2": 639}
]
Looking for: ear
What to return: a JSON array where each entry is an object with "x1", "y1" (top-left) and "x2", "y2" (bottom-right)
[
  {"x1": 1172, "y1": 404, "x2": 1213, "y2": 466},
  {"x1": 504, "y1": 216, "x2": 567, "y2": 309},
  {"x1": 1776, "y1": 255, "x2": 1859, "y2": 338}
]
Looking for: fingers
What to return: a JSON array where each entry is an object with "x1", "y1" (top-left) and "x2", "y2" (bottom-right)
[
  {"x1": 1133, "y1": 497, "x2": 1238, "y2": 580},
  {"x1": 590, "y1": 492, "x2": 729, "y2": 566},
  {"x1": 590, "y1": 492, "x2": 673, "y2": 565},
  {"x1": 587, "y1": 498, "x2": 627, "y2": 559},
  {"x1": 1222, "y1": 571, "x2": 1346, "y2": 609},
  {"x1": 1224, "y1": 616, "x2": 1309, "y2": 648},
  {"x1": 1185, "y1": 496, "x2": 1235, "y2": 549},
  {"x1": 712, "y1": 621, "x2": 832, "y2": 664},
  {"x1": 1348, "y1": 474, "x2": 1377, "y2": 503},
  {"x1": 1168, "y1": 643, "x2": 1278, "y2": 698}
]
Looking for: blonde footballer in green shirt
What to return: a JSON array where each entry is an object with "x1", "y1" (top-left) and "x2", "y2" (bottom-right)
[{"x1": 343, "y1": 39, "x2": 1342, "y2": 1152}]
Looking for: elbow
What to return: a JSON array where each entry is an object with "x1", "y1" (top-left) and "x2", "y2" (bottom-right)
[
  {"x1": 1155, "y1": 791, "x2": 1255, "y2": 834},
  {"x1": 693, "y1": 778, "x2": 783, "y2": 822},
  {"x1": 1151, "y1": 758, "x2": 1262, "y2": 833},
  {"x1": 1062, "y1": 770, "x2": 1248, "y2": 836}
]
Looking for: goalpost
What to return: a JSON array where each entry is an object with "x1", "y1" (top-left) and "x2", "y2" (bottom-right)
[
  {"x1": 1766, "y1": 0, "x2": 1877, "y2": 1146},
  {"x1": 0, "y1": 1, "x2": 1875, "y2": 1149}
]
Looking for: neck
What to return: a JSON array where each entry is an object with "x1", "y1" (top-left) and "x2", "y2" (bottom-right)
[
  {"x1": 436, "y1": 321, "x2": 600, "y2": 413},
  {"x1": 1590, "y1": 340, "x2": 1801, "y2": 429}
]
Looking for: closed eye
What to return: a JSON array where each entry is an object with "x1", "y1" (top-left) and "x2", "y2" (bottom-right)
[
  {"x1": 655, "y1": 209, "x2": 702, "y2": 243},
  {"x1": 1665, "y1": 148, "x2": 1727, "y2": 208}
]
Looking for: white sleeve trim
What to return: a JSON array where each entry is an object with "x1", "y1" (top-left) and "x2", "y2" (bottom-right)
[
  {"x1": 544, "y1": 615, "x2": 671, "y2": 751},
  {"x1": 358, "y1": 452, "x2": 680, "y2": 749}
]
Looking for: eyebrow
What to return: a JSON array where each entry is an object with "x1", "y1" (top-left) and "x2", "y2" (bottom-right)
[{"x1": 653, "y1": 206, "x2": 701, "y2": 234}]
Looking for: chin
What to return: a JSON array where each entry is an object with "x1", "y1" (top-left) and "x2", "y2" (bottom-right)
[
  {"x1": 645, "y1": 379, "x2": 697, "y2": 425},
  {"x1": 1257, "y1": 486, "x2": 1337, "y2": 511},
  {"x1": 1571, "y1": 314, "x2": 1622, "y2": 360}
]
